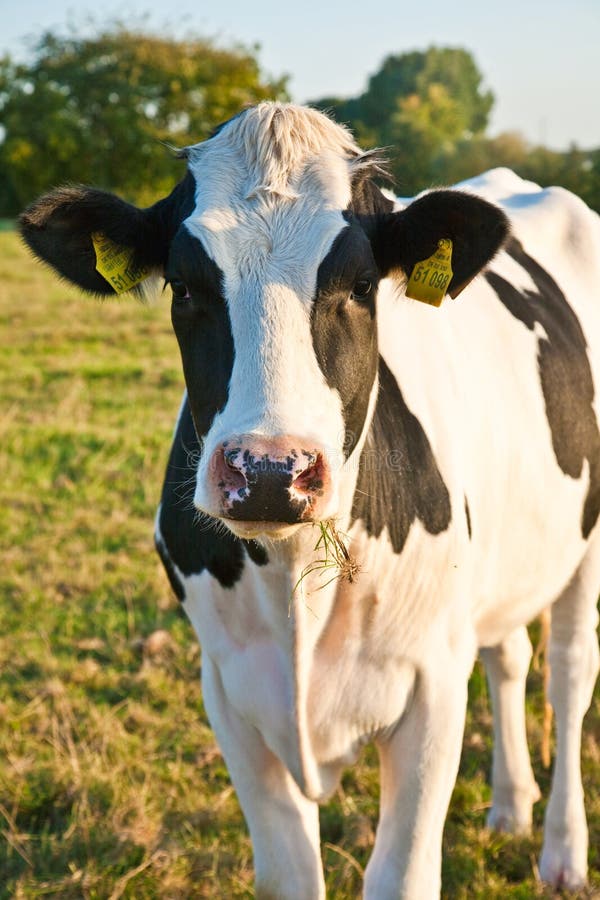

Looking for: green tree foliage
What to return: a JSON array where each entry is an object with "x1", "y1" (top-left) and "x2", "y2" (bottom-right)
[
  {"x1": 312, "y1": 47, "x2": 600, "y2": 213},
  {"x1": 441, "y1": 134, "x2": 600, "y2": 213},
  {"x1": 0, "y1": 26, "x2": 288, "y2": 214},
  {"x1": 2, "y1": 33, "x2": 599, "y2": 216},
  {"x1": 313, "y1": 47, "x2": 494, "y2": 192}
]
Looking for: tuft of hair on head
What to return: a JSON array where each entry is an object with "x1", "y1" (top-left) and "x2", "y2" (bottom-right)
[
  {"x1": 349, "y1": 146, "x2": 392, "y2": 182},
  {"x1": 192, "y1": 102, "x2": 390, "y2": 201}
]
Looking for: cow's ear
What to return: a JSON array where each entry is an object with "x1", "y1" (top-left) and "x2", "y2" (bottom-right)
[
  {"x1": 19, "y1": 185, "x2": 168, "y2": 296},
  {"x1": 370, "y1": 190, "x2": 510, "y2": 299}
]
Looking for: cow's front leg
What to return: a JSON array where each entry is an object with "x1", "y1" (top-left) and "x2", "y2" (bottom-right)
[
  {"x1": 363, "y1": 653, "x2": 472, "y2": 900},
  {"x1": 201, "y1": 656, "x2": 325, "y2": 900},
  {"x1": 480, "y1": 626, "x2": 540, "y2": 833}
]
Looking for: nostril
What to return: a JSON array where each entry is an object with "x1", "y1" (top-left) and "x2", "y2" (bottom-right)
[
  {"x1": 292, "y1": 453, "x2": 326, "y2": 496},
  {"x1": 218, "y1": 448, "x2": 246, "y2": 492},
  {"x1": 224, "y1": 449, "x2": 241, "y2": 471}
]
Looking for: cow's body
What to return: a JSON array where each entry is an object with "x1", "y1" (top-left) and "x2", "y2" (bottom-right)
[{"x1": 21, "y1": 104, "x2": 600, "y2": 898}]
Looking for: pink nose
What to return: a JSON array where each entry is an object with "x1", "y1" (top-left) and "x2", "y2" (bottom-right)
[{"x1": 210, "y1": 435, "x2": 330, "y2": 523}]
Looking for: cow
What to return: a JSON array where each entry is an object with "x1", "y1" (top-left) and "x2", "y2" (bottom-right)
[{"x1": 20, "y1": 102, "x2": 600, "y2": 898}]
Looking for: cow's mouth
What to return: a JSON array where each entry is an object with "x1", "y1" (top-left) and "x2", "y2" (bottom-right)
[{"x1": 221, "y1": 518, "x2": 307, "y2": 541}]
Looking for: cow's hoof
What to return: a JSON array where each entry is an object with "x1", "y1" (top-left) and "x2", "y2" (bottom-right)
[
  {"x1": 487, "y1": 804, "x2": 532, "y2": 835},
  {"x1": 487, "y1": 784, "x2": 540, "y2": 835},
  {"x1": 539, "y1": 841, "x2": 588, "y2": 890}
]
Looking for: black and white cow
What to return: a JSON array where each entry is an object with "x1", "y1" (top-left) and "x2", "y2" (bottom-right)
[{"x1": 21, "y1": 103, "x2": 600, "y2": 898}]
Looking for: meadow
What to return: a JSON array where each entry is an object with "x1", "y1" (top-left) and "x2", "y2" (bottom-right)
[{"x1": 0, "y1": 229, "x2": 598, "y2": 898}]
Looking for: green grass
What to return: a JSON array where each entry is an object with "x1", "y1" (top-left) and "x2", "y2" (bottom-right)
[{"x1": 0, "y1": 230, "x2": 598, "y2": 898}]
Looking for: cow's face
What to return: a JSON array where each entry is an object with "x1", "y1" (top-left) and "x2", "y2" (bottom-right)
[
  {"x1": 164, "y1": 106, "x2": 386, "y2": 537},
  {"x1": 19, "y1": 103, "x2": 509, "y2": 540}
]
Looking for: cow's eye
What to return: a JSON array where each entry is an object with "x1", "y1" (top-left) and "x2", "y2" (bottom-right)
[
  {"x1": 170, "y1": 279, "x2": 190, "y2": 300},
  {"x1": 351, "y1": 279, "x2": 373, "y2": 302}
]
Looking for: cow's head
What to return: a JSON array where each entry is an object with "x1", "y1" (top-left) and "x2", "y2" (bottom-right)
[{"x1": 20, "y1": 103, "x2": 508, "y2": 540}]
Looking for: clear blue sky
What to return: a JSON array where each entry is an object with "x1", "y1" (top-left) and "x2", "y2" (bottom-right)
[{"x1": 1, "y1": 0, "x2": 598, "y2": 150}]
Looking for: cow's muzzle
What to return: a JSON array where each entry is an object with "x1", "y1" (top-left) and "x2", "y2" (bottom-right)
[{"x1": 207, "y1": 435, "x2": 331, "y2": 532}]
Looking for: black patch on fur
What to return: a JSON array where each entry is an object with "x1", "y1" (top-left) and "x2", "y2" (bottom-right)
[
  {"x1": 312, "y1": 221, "x2": 379, "y2": 457},
  {"x1": 19, "y1": 171, "x2": 196, "y2": 295},
  {"x1": 166, "y1": 229, "x2": 235, "y2": 441},
  {"x1": 160, "y1": 228, "x2": 273, "y2": 591},
  {"x1": 349, "y1": 174, "x2": 395, "y2": 218},
  {"x1": 155, "y1": 532, "x2": 185, "y2": 601},
  {"x1": 486, "y1": 238, "x2": 600, "y2": 538},
  {"x1": 351, "y1": 356, "x2": 452, "y2": 553},
  {"x1": 464, "y1": 496, "x2": 472, "y2": 540},
  {"x1": 157, "y1": 398, "x2": 268, "y2": 594},
  {"x1": 245, "y1": 539, "x2": 269, "y2": 567}
]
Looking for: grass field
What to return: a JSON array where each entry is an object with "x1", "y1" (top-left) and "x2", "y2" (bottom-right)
[{"x1": 0, "y1": 229, "x2": 598, "y2": 899}]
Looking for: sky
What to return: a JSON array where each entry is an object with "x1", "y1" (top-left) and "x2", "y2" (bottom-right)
[{"x1": 0, "y1": 0, "x2": 598, "y2": 151}]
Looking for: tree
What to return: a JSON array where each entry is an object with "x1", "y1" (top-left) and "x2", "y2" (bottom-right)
[
  {"x1": 0, "y1": 26, "x2": 288, "y2": 214},
  {"x1": 312, "y1": 47, "x2": 600, "y2": 211},
  {"x1": 438, "y1": 135, "x2": 600, "y2": 214},
  {"x1": 311, "y1": 47, "x2": 493, "y2": 194},
  {"x1": 437, "y1": 131, "x2": 530, "y2": 186}
]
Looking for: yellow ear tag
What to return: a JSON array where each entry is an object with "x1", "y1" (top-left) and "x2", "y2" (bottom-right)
[
  {"x1": 92, "y1": 232, "x2": 150, "y2": 294},
  {"x1": 406, "y1": 238, "x2": 453, "y2": 307}
]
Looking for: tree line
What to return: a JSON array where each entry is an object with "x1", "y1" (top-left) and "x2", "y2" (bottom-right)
[
  {"x1": 311, "y1": 47, "x2": 600, "y2": 212},
  {"x1": 1, "y1": 27, "x2": 598, "y2": 217}
]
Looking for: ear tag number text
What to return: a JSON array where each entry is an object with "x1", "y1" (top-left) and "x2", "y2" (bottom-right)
[
  {"x1": 92, "y1": 232, "x2": 149, "y2": 294},
  {"x1": 406, "y1": 238, "x2": 453, "y2": 307}
]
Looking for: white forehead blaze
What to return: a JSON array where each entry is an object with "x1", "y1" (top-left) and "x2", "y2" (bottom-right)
[
  {"x1": 183, "y1": 105, "x2": 359, "y2": 291},
  {"x1": 182, "y1": 105, "x2": 366, "y2": 460}
]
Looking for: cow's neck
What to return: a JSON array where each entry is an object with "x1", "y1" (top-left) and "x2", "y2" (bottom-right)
[{"x1": 229, "y1": 378, "x2": 381, "y2": 797}]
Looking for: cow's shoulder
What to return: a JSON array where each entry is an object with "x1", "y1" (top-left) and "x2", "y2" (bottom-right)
[
  {"x1": 155, "y1": 395, "x2": 267, "y2": 599},
  {"x1": 350, "y1": 356, "x2": 452, "y2": 554}
]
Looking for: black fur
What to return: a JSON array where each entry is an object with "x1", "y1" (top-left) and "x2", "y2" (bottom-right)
[
  {"x1": 464, "y1": 496, "x2": 472, "y2": 540},
  {"x1": 159, "y1": 229, "x2": 268, "y2": 588},
  {"x1": 351, "y1": 357, "x2": 452, "y2": 553},
  {"x1": 157, "y1": 397, "x2": 268, "y2": 593},
  {"x1": 349, "y1": 172, "x2": 395, "y2": 218},
  {"x1": 312, "y1": 221, "x2": 380, "y2": 457},
  {"x1": 486, "y1": 238, "x2": 600, "y2": 538},
  {"x1": 166, "y1": 230, "x2": 235, "y2": 442}
]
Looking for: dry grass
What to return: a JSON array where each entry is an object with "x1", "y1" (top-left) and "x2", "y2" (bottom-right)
[
  {"x1": 293, "y1": 519, "x2": 360, "y2": 604},
  {"x1": 0, "y1": 231, "x2": 599, "y2": 897}
]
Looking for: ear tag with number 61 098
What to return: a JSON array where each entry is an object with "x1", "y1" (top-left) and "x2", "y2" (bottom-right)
[
  {"x1": 406, "y1": 238, "x2": 453, "y2": 307},
  {"x1": 92, "y1": 232, "x2": 149, "y2": 294}
]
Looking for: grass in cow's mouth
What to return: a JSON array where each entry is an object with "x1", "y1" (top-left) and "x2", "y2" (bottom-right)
[{"x1": 292, "y1": 518, "x2": 361, "y2": 602}]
